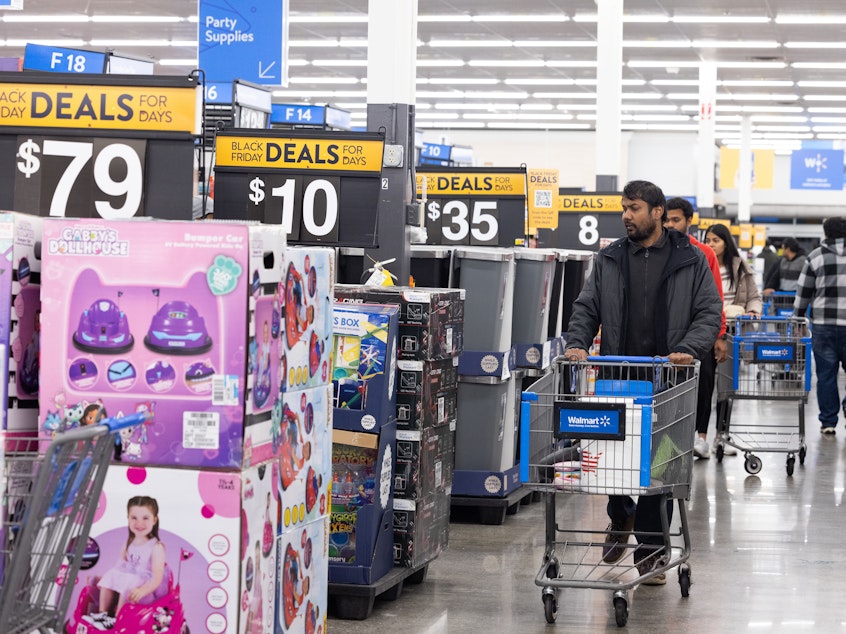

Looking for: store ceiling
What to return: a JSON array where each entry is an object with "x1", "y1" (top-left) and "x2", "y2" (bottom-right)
[{"x1": 3, "y1": 1, "x2": 846, "y2": 148}]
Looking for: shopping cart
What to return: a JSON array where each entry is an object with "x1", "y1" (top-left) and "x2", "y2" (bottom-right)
[
  {"x1": 520, "y1": 356, "x2": 699, "y2": 627},
  {"x1": 0, "y1": 412, "x2": 149, "y2": 634},
  {"x1": 762, "y1": 291, "x2": 796, "y2": 317},
  {"x1": 715, "y1": 315, "x2": 811, "y2": 475}
]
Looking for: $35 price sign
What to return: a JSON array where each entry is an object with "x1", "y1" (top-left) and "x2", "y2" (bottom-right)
[
  {"x1": 213, "y1": 130, "x2": 385, "y2": 247},
  {"x1": 14, "y1": 135, "x2": 146, "y2": 218},
  {"x1": 416, "y1": 167, "x2": 527, "y2": 247}
]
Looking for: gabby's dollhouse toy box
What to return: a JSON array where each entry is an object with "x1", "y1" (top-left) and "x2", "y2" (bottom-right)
[
  {"x1": 275, "y1": 516, "x2": 328, "y2": 634},
  {"x1": 277, "y1": 384, "x2": 333, "y2": 537},
  {"x1": 0, "y1": 212, "x2": 42, "y2": 437},
  {"x1": 62, "y1": 463, "x2": 279, "y2": 634},
  {"x1": 38, "y1": 218, "x2": 285, "y2": 469},
  {"x1": 281, "y1": 247, "x2": 334, "y2": 393}
]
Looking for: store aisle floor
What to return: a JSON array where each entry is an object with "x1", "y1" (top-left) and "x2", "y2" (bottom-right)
[{"x1": 330, "y1": 387, "x2": 844, "y2": 633}]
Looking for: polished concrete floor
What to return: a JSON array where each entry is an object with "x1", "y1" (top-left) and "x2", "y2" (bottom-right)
[{"x1": 329, "y1": 381, "x2": 845, "y2": 632}]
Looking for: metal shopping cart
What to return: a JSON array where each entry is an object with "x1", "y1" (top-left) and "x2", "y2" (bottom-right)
[
  {"x1": 763, "y1": 291, "x2": 796, "y2": 317},
  {"x1": 520, "y1": 356, "x2": 699, "y2": 627},
  {"x1": 715, "y1": 316, "x2": 811, "y2": 475},
  {"x1": 0, "y1": 412, "x2": 149, "y2": 634}
]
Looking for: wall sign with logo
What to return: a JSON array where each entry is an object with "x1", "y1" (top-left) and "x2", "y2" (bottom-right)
[
  {"x1": 0, "y1": 73, "x2": 201, "y2": 220},
  {"x1": 213, "y1": 129, "x2": 385, "y2": 246},
  {"x1": 415, "y1": 166, "x2": 527, "y2": 247}
]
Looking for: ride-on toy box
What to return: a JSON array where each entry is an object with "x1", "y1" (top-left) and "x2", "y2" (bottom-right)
[
  {"x1": 38, "y1": 218, "x2": 285, "y2": 469},
  {"x1": 62, "y1": 463, "x2": 279, "y2": 634},
  {"x1": 275, "y1": 516, "x2": 329, "y2": 634}
]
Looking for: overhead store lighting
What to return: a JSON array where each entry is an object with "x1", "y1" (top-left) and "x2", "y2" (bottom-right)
[
  {"x1": 288, "y1": 77, "x2": 360, "y2": 84},
  {"x1": 158, "y1": 59, "x2": 197, "y2": 66},
  {"x1": 784, "y1": 42, "x2": 846, "y2": 48},
  {"x1": 421, "y1": 78, "x2": 500, "y2": 85},
  {"x1": 673, "y1": 15, "x2": 770, "y2": 23},
  {"x1": 810, "y1": 117, "x2": 846, "y2": 123},
  {"x1": 461, "y1": 113, "x2": 576, "y2": 121},
  {"x1": 88, "y1": 40, "x2": 195, "y2": 47},
  {"x1": 513, "y1": 41, "x2": 596, "y2": 48},
  {"x1": 531, "y1": 92, "x2": 597, "y2": 99},
  {"x1": 691, "y1": 41, "x2": 779, "y2": 48},
  {"x1": 288, "y1": 15, "x2": 368, "y2": 23},
  {"x1": 720, "y1": 80, "x2": 795, "y2": 87},
  {"x1": 808, "y1": 107, "x2": 846, "y2": 113},
  {"x1": 624, "y1": 40, "x2": 691, "y2": 48},
  {"x1": 798, "y1": 81, "x2": 846, "y2": 88},
  {"x1": 776, "y1": 15, "x2": 846, "y2": 24},
  {"x1": 417, "y1": 60, "x2": 466, "y2": 67},
  {"x1": 622, "y1": 104, "x2": 680, "y2": 112},
  {"x1": 805, "y1": 94, "x2": 846, "y2": 101},
  {"x1": 2, "y1": 14, "x2": 89, "y2": 22},
  {"x1": 486, "y1": 122, "x2": 591, "y2": 129},
  {"x1": 793, "y1": 62, "x2": 846, "y2": 69},
  {"x1": 3, "y1": 39, "x2": 87, "y2": 46},
  {"x1": 311, "y1": 59, "x2": 366, "y2": 67},
  {"x1": 468, "y1": 60, "x2": 545, "y2": 67},
  {"x1": 434, "y1": 102, "x2": 521, "y2": 110}
]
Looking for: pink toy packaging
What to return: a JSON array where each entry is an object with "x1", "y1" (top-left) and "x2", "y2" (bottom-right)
[
  {"x1": 38, "y1": 218, "x2": 285, "y2": 469},
  {"x1": 275, "y1": 517, "x2": 328, "y2": 634},
  {"x1": 282, "y1": 247, "x2": 334, "y2": 393},
  {"x1": 62, "y1": 463, "x2": 278, "y2": 634},
  {"x1": 0, "y1": 212, "x2": 42, "y2": 437},
  {"x1": 277, "y1": 384, "x2": 332, "y2": 537}
]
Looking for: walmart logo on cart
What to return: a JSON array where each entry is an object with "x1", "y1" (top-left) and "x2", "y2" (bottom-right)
[{"x1": 565, "y1": 413, "x2": 613, "y2": 429}]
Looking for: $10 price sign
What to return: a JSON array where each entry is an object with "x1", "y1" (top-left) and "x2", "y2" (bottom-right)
[
  {"x1": 213, "y1": 129, "x2": 385, "y2": 247},
  {"x1": 416, "y1": 166, "x2": 527, "y2": 247},
  {"x1": 0, "y1": 73, "x2": 200, "y2": 220}
]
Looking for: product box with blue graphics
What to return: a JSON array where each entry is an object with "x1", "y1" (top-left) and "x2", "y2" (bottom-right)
[
  {"x1": 275, "y1": 516, "x2": 328, "y2": 634},
  {"x1": 329, "y1": 421, "x2": 396, "y2": 585},
  {"x1": 281, "y1": 247, "x2": 335, "y2": 393},
  {"x1": 61, "y1": 463, "x2": 278, "y2": 634},
  {"x1": 39, "y1": 219, "x2": 285, "y2": 469},
  {"x1": 331, "y1": 303, "x2": 399, "y2": 433},
  {"x1": 0, "y1": 213, "x2": 42, "y2": 438},
  {"x1": 277, "y1": 384, "x2": 332, "y2": 537}
]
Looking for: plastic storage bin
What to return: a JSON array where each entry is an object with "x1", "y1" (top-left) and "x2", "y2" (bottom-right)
[
  {"x1": 559, "y1": 249, "x2": 594, "y2": 333},
  {"x1": 452, "y1": 247, "x2": 514, "y2": 353},
  {"x1": 455, "y1": 375, "x2": 516, "y2": 472},
  {"x1": 410, "y1": 245, "x2": 455, "y2": 289},
  {"x1": 511, "y1": 248, "x2": 557, "y2": 346}
]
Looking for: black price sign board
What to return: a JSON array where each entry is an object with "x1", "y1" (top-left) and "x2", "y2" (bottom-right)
[
  {"x1": 213, "y1": 129, "x2": 385, "y2": 247},
  {"x1": 538, "y1": 193, "x2": 626, "y2": 251},
  {"x1": 416, "y1": 166, "x2": 526, "y2": 247},
  {"x1": 0, "y1": 72, "x2": 200, "y2": 220}
]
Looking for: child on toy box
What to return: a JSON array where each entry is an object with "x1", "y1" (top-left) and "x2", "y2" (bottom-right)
[
  {"x1": 83, "y1": 496, "x2": 167, "y2": 631},
  {"x1": 282, "y1": 542, "x2": 311, "y2": 629},
  {"x1": 81, "y1": 402, "x2": 107, "y2": 427}
]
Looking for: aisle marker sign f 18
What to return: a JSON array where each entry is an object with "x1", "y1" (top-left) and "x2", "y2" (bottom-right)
[{"x1": 415, "y1": 167, "x2": 527, "y2": 247}]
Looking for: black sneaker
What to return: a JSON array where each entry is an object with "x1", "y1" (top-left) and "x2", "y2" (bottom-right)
[
  {"x1": 821, "y1": 426, "x2": 836, "y2": 435},
  {"x1": 601, "y1": 515, "x2": 635, "y2": 563}
]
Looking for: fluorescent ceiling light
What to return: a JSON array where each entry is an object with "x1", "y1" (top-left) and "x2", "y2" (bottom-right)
[
  {"x1": 418, "y1": 15, "x2": 473, "y2": 23},
  {"x1": 546, "y1": 61, "x2": 598, "y2": 68},
  {"x1": 805, "y1": 95, "x2": 846, "y2": 101},
  {"x1": 776, "y1": 15, "x2": 846, "y2": 24},
  {"x1": 158, "y1": 59, "x2": 197, "y2": 66},
  {"x1": 629, "y1": 115, "x2": 691, "y2": 121},
  {"x1": 623, "y1": 123, "x2": 699, "y2": 131},
  {"x1": 720, "y1": 80, "x2": 795, "y2": 87},
  {"x1": 312, "y1": 59, "x2": 366, "y2": 67},
  {"x1": 92, "y1": 15, "x2": 183, "y2": 23},
  {"x1": 289, "y1": 40, "x2": 341, "y2": 48},
  {"x1": 436, "y1": 103, "x2": 521, "y2": 110},
  {"x1": 468, "y1": 60, "x2": 545, "y2": 67},
  {"x1": 624, "y1": 40, "x2": 691, "y2": 48},
  {"x1": 576, "y1": 114, "x2": 597, "y2": 120},
  {"x1": 333, "y1": 103, "x2": 367, "y2": 109},
  {"x1": 462, "y1": 91, "x2": 529, "y2": 99},
  {"x1": 808, "y1": 107, "x2": 846, "y2": 113},
  {"x1": 532, "y1": 92, "x2": 597, "y2": 99},
  {"x1": 429, "y1": 40, "x2": 509, "y2": 48},
  {"x1": 792, "y1": 62, "x2": 846, "y2": 69},
  {"x1": 629, "y1": 61, "x2": 702, "y2": 68},
  {"x1": 417, "y1": 90, "x2": 465, "y2": 99},
  {"x1": 513, "y1": 41, "x2": 596, "y2": 48},
  {"x1": 462, "y1": 113, "x2": 574, "y2": 120},
  {"x1": 288, "y1": 59, "x2": 310, "y2": 66},
  {"x1": 473, "y1": 15, "x2": 570, "y2": 22},
  {"x1": 4, "y1": 39, "x2": 86, "y2": 46},
  {"x1": 723, "y1": 94, "x2": 800, "y2": 101},
  {"x1": 505, "y1": 78, "x2": 575, "y2": 86},
  {"x1": 667, "y1": 93, "x2": 701, "y2": 100},
  {"x1": 556, "y1": 104, "x2": 597, "y2": 111},
  {"x1": 2, "y1": 14, "x2": 89, "y2": 22},
  {"x1": 622, "y1": 104, "x2": 679, "y2": 112},
  {"x1": 754, "y1": 125, "x2": 811, "y2": 132},
  {"x1": 416, "y1": 113, "x2": 461, "y2": 119},
  {"x1": 688, "y1": 105, "x2": 805, "y2": 114},
  {"x1": 673, "y1": 15, "x2": 770, "y2": 23},
  {"x1": 798, "y1": 81, "x2": 846, "y2": 88},
  {"x1": 289, "y1": 15, "x2": 368, "y2": 23},
  {"x1": 810, "y1": 117, "x2": 846, "y2": 123},
  {"x1": 417, "y1": 60, "x2": 466, "y2": 67},
  {"x1": 691, "y1": 41, "x2": 779, "y2": 48},
  {"x1": 751, "y1": 116, "x2": 808, "y2": 123},
  {"x1": 288, "y1": 77, "x2": 359, "y2": 84},
  {"x1": 519, "y1": 104, "x2": 554, "y2": 111},
  {"x1": 486, "y1": 122, "x2": 591, "y2": 129},
  {"x1": 784, "y1": 42, "x2": 846, "y2": 49},
  {"x1": 89, "y1": 39, "x2": 195, "y2": 47},
  {"x1": 622, "y1": 93, "x2": 664, "y2": 100},
  {"x1": 416, "y1": 121, "x2": 486, "y2": 128},
  {"x1": 573, "y1": 14, "x2": 670, "y2": 23},
  {"x1": 652, "y1": 79, "x2": 700, "y2": 86},
  {"x1": 421, "y1": 78, "x2": 499, "y2": 85}
]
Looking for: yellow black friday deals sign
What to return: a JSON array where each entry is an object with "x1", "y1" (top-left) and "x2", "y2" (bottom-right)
[
  {"x1": 215, "y1": 135, "x2": 384, "y2": 172},
  {"x1": 416, "y1": 171, "x2": 526, "y2": 197},
  {"x1": 559, "y1": 194, "x2": 623, "y2": 213},
  {"x1": 0, "y1": 82, "x2": 200, "y2": 134}
]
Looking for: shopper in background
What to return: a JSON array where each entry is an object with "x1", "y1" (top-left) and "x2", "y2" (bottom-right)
[
  {"x1": 794, "y1": 217, "x2": 846, "y2": 434},
  {"x1": 664, "y1": 198, "x2": 726, "y2": 460},
  {"x1": 565, "y1": 181, "x2": 721, "y2": 585},
  {"x1": 763, "y1": 238, "x2": 806, "y2": 294},
  {"x1": 757, "y1": 238, "x2": 780, "y2": 284},
  {"x1": 704, "y1": 223, "x2": 763, "y2": 450}
]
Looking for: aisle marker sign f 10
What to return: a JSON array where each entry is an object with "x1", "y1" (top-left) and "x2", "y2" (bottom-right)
[
  {"x1": 213, "y1": 130, "x2": 385, "y2": 246},
  {"x1": 416, "y1": 167, "x2": 527, "y2": 247},
  {"x1": 199, "y1": 0, "x2": 287, "y2": 104}
]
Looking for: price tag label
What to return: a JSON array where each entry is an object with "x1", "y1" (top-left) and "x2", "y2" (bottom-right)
[
  {"x1": 213, "y1": 130, "x2": 384, "y2": 247},
  {"x1": 0, "y1": 73, "x2": 200, "y2": 220},
  {"x1": 416, "y1": 167, "x2": 526, "y2": 247}
]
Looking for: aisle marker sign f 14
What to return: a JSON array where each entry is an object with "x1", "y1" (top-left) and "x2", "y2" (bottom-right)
[
  {"x1": 416, "y1": 166, "x2": 527, "y2": 247},
  {"x1": 212, "y1": 129, "x2": 385, "y2": 246},
  {"x1": 199, "y1": 0, "x2": 288, "y2": 104},
  {"x1": 0, "y1": 73, "x2": 201, "y2": 220}
]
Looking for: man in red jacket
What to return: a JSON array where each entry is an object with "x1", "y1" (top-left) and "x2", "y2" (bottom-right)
[{"x1": 665, "y1": 198, "x2": 728, "y2": 459}]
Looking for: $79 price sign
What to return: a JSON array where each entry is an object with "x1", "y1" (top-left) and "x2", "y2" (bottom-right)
[{"x1": 15, "y1": 135, "x2": 145, "y2": 218}]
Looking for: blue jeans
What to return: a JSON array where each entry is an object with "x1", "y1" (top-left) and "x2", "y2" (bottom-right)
[{"x1": 811, "y1": 324, "x2": 846, "y2": 427}]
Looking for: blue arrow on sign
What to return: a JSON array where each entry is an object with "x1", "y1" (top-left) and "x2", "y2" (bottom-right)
[{"x1": 199, "y1": 0, "x2": 286, "y2": 103}]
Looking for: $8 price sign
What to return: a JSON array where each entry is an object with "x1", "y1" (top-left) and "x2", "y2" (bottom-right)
[
  {"x1": 14, "y1": 135, "x2": 145, "y2": 218},
  {"x1": 247, "y1": 174, "x2": 340, "y2": 243},
  {"x1": 425, "y1": 198, "x2": 499, "y2": 245}
]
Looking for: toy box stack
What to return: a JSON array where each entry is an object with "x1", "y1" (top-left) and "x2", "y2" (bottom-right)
[
  {"x1": 38, "y1": 220, "x2": 334, "y2": 634},
  {"x1": 328, "y1": 302, "x2": 399, "y2": 584},
  {"x1": 276, "y1": 246, "x2": 335, "y2": 633},
  {"x1": 333, "y1": 285, "x2": 463, "y2": 569},
  {"x1": 0, "y1": 212, "x2": 42, "y2": 441}
]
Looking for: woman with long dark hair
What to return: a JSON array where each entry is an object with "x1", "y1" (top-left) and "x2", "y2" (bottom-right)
[{"x1": 704, "y1": 223, "x2": 763, "y2": 455}]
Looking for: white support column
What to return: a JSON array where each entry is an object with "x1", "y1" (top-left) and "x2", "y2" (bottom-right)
[
  {"x1": 595, "y1": 0, "x2": 623, "y2": 192},
  {"x1": 696, "y1": 62, "x2": 717, "y2": 215},
  {"x1": 367, "y1": 0, "x2": 416, "y2": 105},
  {"x1": 737, "y1": 116, "x2": 753, "y2": 222}
]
